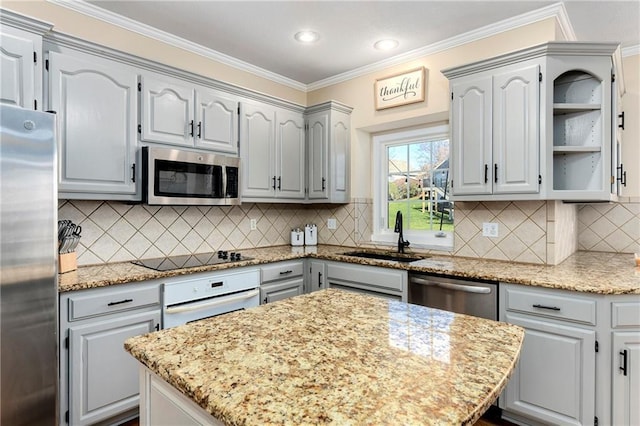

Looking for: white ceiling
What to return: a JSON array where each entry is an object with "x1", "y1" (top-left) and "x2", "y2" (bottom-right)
[{"x1": 74, "y1": 1, "x2": 640, "y2": 88}]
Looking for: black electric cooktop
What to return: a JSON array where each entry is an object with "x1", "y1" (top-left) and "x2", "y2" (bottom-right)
[{"x1": 132, "y1": 251, "x2": 251, "y2": 271}]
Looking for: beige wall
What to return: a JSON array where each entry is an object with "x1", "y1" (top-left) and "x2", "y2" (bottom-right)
[{"x1": 2, "y1": 0, "x2": 307, "y2": 105}]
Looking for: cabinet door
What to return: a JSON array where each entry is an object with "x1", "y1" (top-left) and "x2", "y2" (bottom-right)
[
  {"x1": 260, "y1": 278, "x2": 304, "y2": 304},
  {"x1": 140, "y1": 74, "x2": 194, "y2": 147},
  {"x1": 194, "y1": 88, "x2": 238, "y2": 154},
  {"x1": 276, "y1": 109, "x2": 305, "y2": 199},
  {"x1": 307, "y1": 111, "x2": 329, "y2": 199},
  {"x1": 308, "y1": 260, "x2": 326, "y2": 293},
  {"x1": 330, "y1": 111, "x2": 350, "y2": 202},
  {"x1": 68, "y1": 310, "x2": 160, "y2": 426},
  {"x1": 49, "y1": 51, "x2": 138, "y2": 197},
  {"x1": 239, "y1": 102, "x2": 276, "y2": 198},
  {"x1": 502, "y1": 312, "x2": 596, "y2": 425},
  {"x1": 612, "y1": 332, "x2": 640, "y2": 426},
  {"x1": 451, "y1": 76, "x2": 492, "y2": 195},
  {"x1": 0, "y1": 31, "x2": 36, "y2": 109},
  {"x1": 493, "y1": 64, "x2": 540, "y2": 194}
]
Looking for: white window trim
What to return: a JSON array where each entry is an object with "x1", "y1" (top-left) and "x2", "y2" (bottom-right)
[{"x1": 371, "y1": 125, "x2": 453, "y2": 251}]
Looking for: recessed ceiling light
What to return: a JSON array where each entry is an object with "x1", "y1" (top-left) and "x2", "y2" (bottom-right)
[
  {"x1": 294, "y1": 31, "x2": 319, "y2": 43},
  {"x1": 374, "y1": 39, "x2": 399, "y2": 51}
]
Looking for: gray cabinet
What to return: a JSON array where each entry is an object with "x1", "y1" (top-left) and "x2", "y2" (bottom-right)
[
  {"x1": 325, "y1": 261, "x2": 407, "y2": 301},
  {"x1": 260, "y1": 260, "x2": 305, "y2": 304},
  {"x1": 0, "y1": 11, "x2": 50, "y2": 110},
  {"x1": 611, "y1": 301, "x2": 640, "y2": 426},
  {"x1": 59, "y1": 281, "x2": 161, "y2": 426},
  {"x1": 240, "y1": 102, "x2": 306, "y2": 201},
  {"x1": 47, "y1": 48, "x2": 139, "y2": 200},
  {"x1": 139, "y1": 74, "x2": 239, "y2": 154},
  {"x1": 444, "y1": 42, "x2": 624, "y2": 202},
  {"x1": 449, "y1": 62, "x2": 540, "y2": 197},
  {"x1": 305, "y1": 101, "x2": 352, "y2": 203},
  {"x1": 500, "y1": 283, "x2": 597, "y2": 425},
  {"x1": 307, "y1": 259, "x2": 326, "y2": 293}
]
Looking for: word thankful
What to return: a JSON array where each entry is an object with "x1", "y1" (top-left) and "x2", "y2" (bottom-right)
[{"x1": 379, "y1": 76, "x2": 421, "y2": 101}]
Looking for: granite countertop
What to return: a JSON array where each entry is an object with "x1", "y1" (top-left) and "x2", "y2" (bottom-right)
[
  {"x1": 125, "y1": 289, "x2": 525, "y2": 425},
  {"x1": 59, "y1": 245, "x2": 640, "y2": 295}
]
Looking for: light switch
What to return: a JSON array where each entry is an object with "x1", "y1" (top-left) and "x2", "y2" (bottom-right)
[
  {"x1": 327, "y1": 218, "x2": 337, "y2": 230},
  {"x1": 482, "y1": 222, "x2": 499, "y2": 237}
]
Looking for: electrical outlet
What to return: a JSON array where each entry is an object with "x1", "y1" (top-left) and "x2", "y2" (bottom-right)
[
  {"x1": 250, "y1": 219, "x2": 257, "y2": 231},
  {"x1": 482, "y1": 222, "x2": 499, "y2": 238},
  {"x1": 327, "y1": 218, "x2": 337, "y2": 230}
]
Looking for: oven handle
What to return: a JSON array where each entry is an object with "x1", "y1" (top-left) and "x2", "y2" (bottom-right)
[
  {"x1": 165, "y1": 289, "x2": 259, "y2": 314},
  {"x1": 410, "y1": 277, "x2": 492, "y2": 294}
]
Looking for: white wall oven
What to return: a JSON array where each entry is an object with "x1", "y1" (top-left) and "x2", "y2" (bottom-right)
[{"x1": 142, "y1": 146, "x2": 240, "y2": 205}]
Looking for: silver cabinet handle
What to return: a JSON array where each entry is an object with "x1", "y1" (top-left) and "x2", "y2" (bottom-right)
[
  {"x1": 165, "y1": 289, "x2": 259, "y2": 314},
  {"x1": 410, "y1": 277, "x2": 492, "y2": 294}
]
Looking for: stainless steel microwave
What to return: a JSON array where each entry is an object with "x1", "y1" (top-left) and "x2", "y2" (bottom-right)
[{"x1": 142, "y1": 146, "x2": 240, "y2": 205}]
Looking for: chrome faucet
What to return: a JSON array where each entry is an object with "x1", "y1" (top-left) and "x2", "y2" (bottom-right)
[{"x1": 394, "y1": 211, "x2": 410, "y2": 253}]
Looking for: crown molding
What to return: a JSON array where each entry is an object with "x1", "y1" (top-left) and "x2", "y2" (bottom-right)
[
  {"x1": 46, "y1": 0, "x2": 307, "y2": 92},
  {"x1": 622, "y1": 44, "x2": 640, "y2": 57},
  {"x1": 308, "y1": 3, "x2": 575, "y2": 91},
  {"x1": 48, "y1": 0, "x2": 578, "y2": 93},
  {"x1": 0, "y1": 8, "x2": 53, "y2": 34}
]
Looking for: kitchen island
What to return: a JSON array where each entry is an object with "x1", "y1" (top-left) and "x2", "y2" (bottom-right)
[{"x1": 125, "y1": 289, "x2": 525, "y2": 425}]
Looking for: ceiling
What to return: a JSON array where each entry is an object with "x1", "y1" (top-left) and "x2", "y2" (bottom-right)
[{"x1": 76, "y1": 1, "x2": 640, "y2": 88}]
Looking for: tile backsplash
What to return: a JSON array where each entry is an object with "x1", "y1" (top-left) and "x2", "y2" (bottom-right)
[
  {"x1": 60, "y1": 200, "x2": 358, "y2": 266},
  {"x1": 61, "y1": 198, "x2": 639, "y2": 267}
]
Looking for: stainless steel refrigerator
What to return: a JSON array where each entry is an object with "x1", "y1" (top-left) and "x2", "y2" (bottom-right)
[{"x1": 1, "y1": 104, "x2": 57, "y2": 425}]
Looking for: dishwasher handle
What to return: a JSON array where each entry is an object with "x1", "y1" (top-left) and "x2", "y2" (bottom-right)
[{"x1": 410, "y1": 277, "x2": 492, "y2": 294}]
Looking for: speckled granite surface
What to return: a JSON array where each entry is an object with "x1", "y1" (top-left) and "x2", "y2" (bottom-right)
[
  {"x1": 59, "y1": 245, "x2": 640, "y2": 294},
  {"x1": 125, "y1": 289, "x2": 525, "y2": 425}
]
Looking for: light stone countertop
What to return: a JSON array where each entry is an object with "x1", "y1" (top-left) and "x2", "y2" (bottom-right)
[
  {"x1": 59, "y1": 245, "x2": 640, "y2": 295},
  {"x1": 125, "y1": 289, "x2": 525, "y2": 425}
]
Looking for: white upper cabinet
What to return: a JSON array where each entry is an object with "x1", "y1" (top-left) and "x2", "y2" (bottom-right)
[
  {"x1": 305, "y1": 101, "x2": 352, "y2": 203},
  {"x1": 239, "y1": 101, "x2": 305, "y2": 201},
  {"x1": 444, "y1": 42, "x2": 624, "y2": 202},
  {"x1": 449, "y1": 61, "x2": 541, "y2": 198},
  {"x1": 48, "y1": 49, "x2": 139, "y2": 200},
  {"x1": 140, "y1": 73, "x2": 239, "y2": 154},
  {"x1": 0, "y1": 12, "x2": 50, "y2": 110}
]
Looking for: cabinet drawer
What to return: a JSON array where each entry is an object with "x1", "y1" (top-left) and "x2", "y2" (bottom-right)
[
  {"x1": 261, "y1": 261, "x2": 304, "y2": 283},
  {"x1": 327, "y1": 263, "x2": 405, "y2": 292},
  {"x1": 612, "y1": 302, "x2": 640, "y2": 328},
  {"x1": 68, "y1": 285, "x2": 160, "y2": 321},
  {"x1": 504, "y1": 286, "x2": 596, "y2": 325}
]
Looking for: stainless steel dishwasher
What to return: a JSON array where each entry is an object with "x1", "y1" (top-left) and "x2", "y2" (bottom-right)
[{"x1": 408, "y1": 273, "x2": 498, "y2": 320}]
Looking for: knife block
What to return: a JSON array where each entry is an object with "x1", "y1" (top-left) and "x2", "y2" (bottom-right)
[{"x1": 58, "y1": 252, "x2": 77, "y2": 273}]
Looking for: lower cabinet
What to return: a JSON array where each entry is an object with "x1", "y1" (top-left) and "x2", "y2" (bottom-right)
[
  {"x1": 59, "y1": 281, "x2": 161, "y2": 426},
  {"x1": 260, "y1": 260, "x2": 304, "y2": 304},
  {"x1": 307, "y1": 259, "x2": 326, "y2": 293},
  {"x1": 611, "y1": 300, "x2": 640, "y2": 426},
  {"x1": 325, "y1": 261, "x2": 407, "y2": 301},
  {"x1": 500, "y1": 283, "x2": 597, "y2": 426}
]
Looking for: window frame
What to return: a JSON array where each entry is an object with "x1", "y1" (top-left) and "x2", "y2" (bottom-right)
[{"x1": 371, "y1": 125, "x2": 453, "y2": 251}]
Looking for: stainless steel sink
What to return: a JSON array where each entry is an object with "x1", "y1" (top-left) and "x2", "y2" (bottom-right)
[{"x1": 341, "y1": 251, "x2": 426, "y2": 263}]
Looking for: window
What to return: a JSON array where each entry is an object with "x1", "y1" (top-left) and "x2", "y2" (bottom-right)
[{"x1": 372, "y1": 125, "x2": 453, "y2": 250}]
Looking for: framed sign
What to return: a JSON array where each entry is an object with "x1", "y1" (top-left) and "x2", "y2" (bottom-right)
[{"x1": 375, "y1": 67, "x2": 426, "y2": 110}]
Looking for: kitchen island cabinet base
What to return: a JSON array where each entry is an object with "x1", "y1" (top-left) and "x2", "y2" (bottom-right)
[{"x1": 138, "y1": 367, "x2": 224, "y2": 426}]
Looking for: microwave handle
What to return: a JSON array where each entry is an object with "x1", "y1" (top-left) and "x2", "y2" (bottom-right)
[{"x1": 222, "y1": 165, "x2": 228, "y2": 197}]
